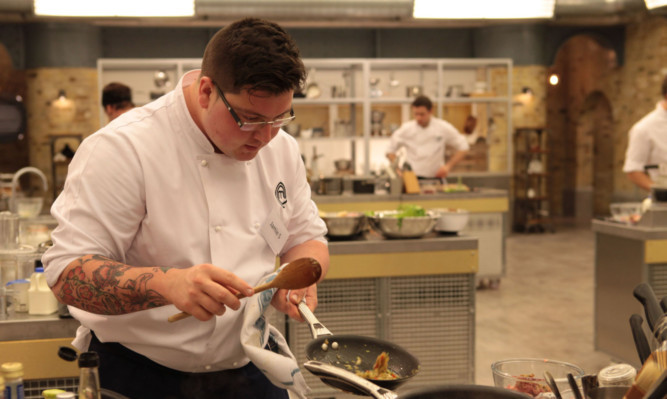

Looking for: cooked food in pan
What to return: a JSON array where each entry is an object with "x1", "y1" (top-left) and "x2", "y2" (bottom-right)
[{"x1": 353, "y1": 352, "x2": 399, "y2": 380}]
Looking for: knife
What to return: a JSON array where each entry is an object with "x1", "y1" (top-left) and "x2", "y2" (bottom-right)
[
  {"x1": 633, "y1": 283, "x2": 666, "y2": 340},
  {"x1": 629, "y1": 313, "x2": 652, "y2": 365}
]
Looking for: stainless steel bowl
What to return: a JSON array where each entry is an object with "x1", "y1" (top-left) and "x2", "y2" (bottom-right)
[
  {"x1": 320, "y1": 212, "x2": 366, "y2": 237},
  {"x1": 368, "y1": 211, "x2": 437, "y2": 239}
]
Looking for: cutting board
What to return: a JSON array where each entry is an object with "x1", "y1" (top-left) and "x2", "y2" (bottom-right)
[{"x1": 402, "y1": 170, "x2": 420, "y2": 194}]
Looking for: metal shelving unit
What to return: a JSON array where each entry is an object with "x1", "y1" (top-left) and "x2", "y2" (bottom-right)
[
  {"x1": 513, "y1": 127, "x2": 554, "y2": 232},
  {"x1": 97, "y1": 58, "x2": 513, "y2": 177}
]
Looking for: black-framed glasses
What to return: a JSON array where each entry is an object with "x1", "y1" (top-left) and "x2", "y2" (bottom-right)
[{"x1": 213, "y1": 82, "x2": 295, "y2": 132}]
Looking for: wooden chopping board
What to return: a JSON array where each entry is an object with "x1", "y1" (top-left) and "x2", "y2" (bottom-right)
[{"x1": 402, "y1": 170, "x2": 420, "y2": 194}]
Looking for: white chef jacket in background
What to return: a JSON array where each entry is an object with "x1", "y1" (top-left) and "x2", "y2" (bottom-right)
[
  {"x1": 386, "y1": 117, "x2": 470, "y2": 177},
  {"x1": 42, "y1": 70, "x2": 327, "y2": 373},
  {"x1": 623, "y1": 102, "x2": 667, "y2": 180}
]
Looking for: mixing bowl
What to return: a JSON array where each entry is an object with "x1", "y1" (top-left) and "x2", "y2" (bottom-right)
[
  {"x1": 491, "y1": 358, "x2": 585, "y2": 398},
  {"x1": 432, "y1": 208, "x2": 469, "y2": 233},
  {"x1": 368, "y1": 210, "x2": 437, "y2": 239},
  {"x1": 319, "y1": 212, "x2": 365, "y2": 237},
  {"x1": 609, "y1": 202, "x2": 642, "y2": 224}
]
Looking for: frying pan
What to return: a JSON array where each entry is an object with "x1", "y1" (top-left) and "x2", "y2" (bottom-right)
[
  {"x1": 304, "y1": 360, "x2": 531, "y2": 399},
  {"x1": 298, "y1": 302, "x2": 420, "y2": 394}
]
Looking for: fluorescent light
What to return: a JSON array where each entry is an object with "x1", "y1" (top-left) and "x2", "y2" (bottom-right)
[
  {"x1": 34, "y1": 0, "x2": 195, "y2": 17},
  {"x1": 413, "y1": 0, "x2": 555, "y2": 19},
  {"x1": 645, "y1": 0, "x2": 667, "y2": 9}
]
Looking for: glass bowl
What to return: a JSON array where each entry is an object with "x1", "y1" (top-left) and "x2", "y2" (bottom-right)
[{"x1": 491, "y1": 358, "x2": 585, "y2": 398}]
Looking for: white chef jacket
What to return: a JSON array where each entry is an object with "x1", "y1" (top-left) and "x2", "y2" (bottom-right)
[
  {"x1": 623, "y1": 102, "x2": 667, "y2": 180},
  {"x1": 386, "y1": 117, "x2": 469, "y2": 177},
  {"x1": 42, "y1": 70, "x2": 327, "y2": 372}
]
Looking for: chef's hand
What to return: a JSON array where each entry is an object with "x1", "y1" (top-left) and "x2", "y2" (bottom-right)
[
  {"x1": 165, "y1": 264, "x2": 254, "y2": 321},
  {"x1": 435, "y1": 165, "x2": 450, "y2": 178},
  {"x1": 272, "y1": 284, "x2": 318, "y2": 321}
]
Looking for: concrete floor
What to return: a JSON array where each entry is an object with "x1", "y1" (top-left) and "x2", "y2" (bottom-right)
[{"x1": 475, "y1": 226, "x2": 620, "y2": 387}]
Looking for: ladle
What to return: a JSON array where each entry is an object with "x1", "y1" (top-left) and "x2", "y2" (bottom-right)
[{"x1": 168, "y1": 257, "x2": 322, "y2": 322}]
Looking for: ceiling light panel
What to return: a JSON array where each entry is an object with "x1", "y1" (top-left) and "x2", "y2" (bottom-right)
[
  {"x1": 34, "y1": 0, "x2": 195, "y2": 17},
  {"x1": 645, "y1": 0, "x2": 667, "y2": 9},
  {"x1": 413, "y1": 0, "x2": 555, "y2": 19}
]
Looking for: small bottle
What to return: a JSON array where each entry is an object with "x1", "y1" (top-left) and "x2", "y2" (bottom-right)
[
  {"x1": 1, "y1": 362, "x2": 24, "y2": 399},
  {"x1": 77, "y1": 352, "x2": 101, "y2": 399}
]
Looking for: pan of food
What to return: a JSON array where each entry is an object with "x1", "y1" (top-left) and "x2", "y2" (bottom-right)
[
  {"x1": 304, "y1": 360, "x2": 531, "y2": 399},
  {"x1": 298, "y1": 302, "x2": 420, "y2": 394}
]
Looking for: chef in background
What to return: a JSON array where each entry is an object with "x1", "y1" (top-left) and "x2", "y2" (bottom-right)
[
  {"x1": 386, "y1": 95, "x2": 469, "y2": 180},
  {"x1": 43, "y1": 18, "x2": 329, "y2": 399},
  {"x1": 101, "y1": 82, "x2": 134, "y2": 122},
  {"x1": 623, "y1": 74, "x2": 667, "y2": 191}
]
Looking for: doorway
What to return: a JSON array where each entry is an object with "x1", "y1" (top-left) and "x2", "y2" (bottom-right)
[
  {"x1": 546, "y1": 34, "x2": 618, "y2": 224},
  {"x1": 577, "y1": 91, "x2": 614, "y2": 219}
]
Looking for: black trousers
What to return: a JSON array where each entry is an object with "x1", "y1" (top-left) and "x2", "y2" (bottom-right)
[{"x1": 88, "y1": 332, "x2": 290, "y2": 399}]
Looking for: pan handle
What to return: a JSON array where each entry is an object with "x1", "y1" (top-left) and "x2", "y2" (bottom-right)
[
  {"x1": 303, "y1": 361, "x2": 398, "y2": 399},
  {"x1": 298, "y1": 301, "x2": 333, "y2": 339}
]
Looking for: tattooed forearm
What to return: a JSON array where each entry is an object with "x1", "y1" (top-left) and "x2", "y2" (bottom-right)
[{"x1": 56, "y1": 254, "x2": 170, "y2": 315}]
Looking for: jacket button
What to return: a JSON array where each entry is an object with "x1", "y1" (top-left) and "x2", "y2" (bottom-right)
[{"x1": 201, "y1": 160, "x2": 208, "y2": 167}]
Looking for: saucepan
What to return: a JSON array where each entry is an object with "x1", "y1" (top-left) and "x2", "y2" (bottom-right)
[
  {"x1": 298, "y1": 302, "x2": 420, "y2": 394},
  {"x1": 304, "y1": 360, "x2": 531, "y2": 399}
]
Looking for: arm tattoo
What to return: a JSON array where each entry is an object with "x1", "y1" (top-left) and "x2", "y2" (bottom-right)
[{"x1": 57, "y1": 254, "x2": 170, "y2": 315}]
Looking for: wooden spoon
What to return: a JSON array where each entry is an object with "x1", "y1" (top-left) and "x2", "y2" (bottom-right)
[{"x1": 168, "y1": 257, "x2": 322, "y2": 323}]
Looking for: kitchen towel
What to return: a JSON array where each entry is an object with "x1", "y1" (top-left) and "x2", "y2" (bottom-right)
[{"x1": 240, "y1": 265, "x2": 310, "y2": 398}]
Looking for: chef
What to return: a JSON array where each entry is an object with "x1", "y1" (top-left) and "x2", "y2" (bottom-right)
[
  {"x1": 386, "y1": 95, "x2": 469, "y2": 180},
  {"x1": 101, "y1": 82, "x2": 134, "y2": 122},
  {"x1": 623, "y1": 74, "x2": 667, "y2": 191},
  {"x1": 42, "y1": 18, "x2": 329, "y2": 399}
]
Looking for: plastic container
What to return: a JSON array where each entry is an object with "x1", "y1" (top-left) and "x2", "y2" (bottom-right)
[
  {"x1": 55, "y1": 394, "x2": 74, "y2": 399},
  {"x1": 5, "y1": 280, "x2": 29, "y2": 314},
  {"x1": 1, "y1": 362, "x2": 24, "y2": 399},
  {"x1": 28, "y1": 267, "x2": 58, "y2": 315},
  {"x1": 597, "y1": 363, "x2": 636, "y2": 387}
]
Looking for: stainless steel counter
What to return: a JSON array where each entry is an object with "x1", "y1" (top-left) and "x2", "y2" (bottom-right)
[
  {"x1": 315, "y1": 189, "x2": 507, "y2": 282},
  {"x1": 313, "y1": 188, "x2": 508, "y2": 204},
  {"x1": 591, "y1": 218, "x2": 667, "y2": 240},
  {"x1": 0, "y1": 313, "x2": 79, "y2": 341},
  {"x1": 592, "y1": 218, "x2": 667, "y2": 366}
]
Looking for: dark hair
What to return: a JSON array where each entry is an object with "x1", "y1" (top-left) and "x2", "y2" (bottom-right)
[
  {"x1": 411, "y1": 95, "x2": 433, "y2": 111},
  {"x1": 102, "y1": 82, "x2": 133, "y2": 109},
  {"x1": 662, "y1": 74, "x2": 667, "y2": 97},
  {"x1": 201, "y1": 18, "x2": 306, "y2": 95}
]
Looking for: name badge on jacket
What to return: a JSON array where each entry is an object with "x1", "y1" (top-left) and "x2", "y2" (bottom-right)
[{"x1": 260, "y1": 206, "x2": 288, "y2": 255}]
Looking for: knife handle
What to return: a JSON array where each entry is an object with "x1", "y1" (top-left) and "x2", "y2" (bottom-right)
[{"x1": 633, "y1": 283, "x2": 664, "y2": 334}]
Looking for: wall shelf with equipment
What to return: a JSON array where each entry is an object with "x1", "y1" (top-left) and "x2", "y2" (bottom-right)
[{"x1": 513, "y1": 127, "x2": 554, "y2": 233}]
